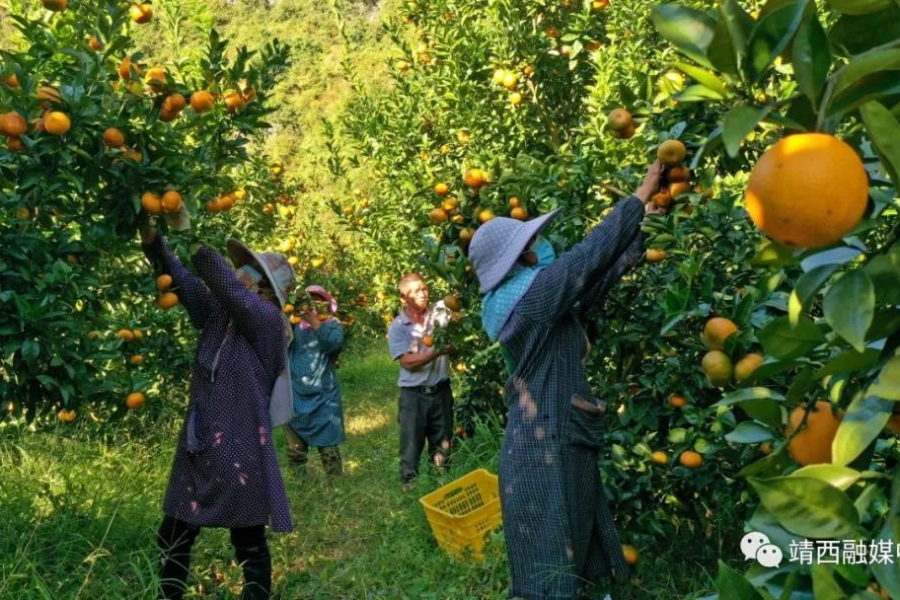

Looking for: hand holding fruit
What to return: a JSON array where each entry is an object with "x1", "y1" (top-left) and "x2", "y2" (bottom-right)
[{"x1": 635, "y1": 160, "x2": 663, "y2": 203}]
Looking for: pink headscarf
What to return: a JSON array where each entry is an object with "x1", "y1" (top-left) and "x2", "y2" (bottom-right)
[{"x1": 299, "y1": 285, "x2": 338, "y2": 330}]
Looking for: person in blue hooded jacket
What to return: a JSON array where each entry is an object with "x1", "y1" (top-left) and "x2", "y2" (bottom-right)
[{"x1": 283, "y1": 285, "x2": 346, "y2": 476}]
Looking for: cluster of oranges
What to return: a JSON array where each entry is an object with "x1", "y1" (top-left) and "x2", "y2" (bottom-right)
[
  {"x1": 0, "y1": 82, "x2": 72, "y2": 152},
  {"x1": 699, "y1": 317, "x2": 763, "y2": 388},
  {"x1": 491, "y1": 67, "x2": 526, "y2": 106},
  {"x1": 207, "y1": 189, "x2": 246, "y2": 213},
  {"x1": 141, "y1": 190, "x2": 183, "y2": 216},
  {"x1": 155, "y1": 274, "x2": 179, "y2": 310},
  {"x1": 427, "y1": 168, "x2": 492, "y2": 226}
]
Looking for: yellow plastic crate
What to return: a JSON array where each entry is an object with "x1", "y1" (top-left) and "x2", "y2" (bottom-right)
[{"x1": 419, "y1": 468, "x2": 502, "y2": 559}]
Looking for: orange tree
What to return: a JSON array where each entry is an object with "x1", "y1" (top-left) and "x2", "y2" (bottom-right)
[
  {"x1": 646, "y1": 0, "x2": 900, "y2": 595},
  {"x1": 337, "y1": 0, "x2": 900, "y2": 590},
  {"x1": 0, "y1": 0, "x2": 290, "y2": 427}
]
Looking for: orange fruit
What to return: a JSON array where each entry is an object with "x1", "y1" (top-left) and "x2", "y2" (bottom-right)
[
  {"x1": 283, "y1": 303, "x2": 295, "y2": 314},
  {"x1": 141, "y1": 192, "x2": 163, "y2": 215},
  {"x1": 622, "y1": 544, "x2": 639, "y2": 565},
  {"x1": 760, "y1": 441, "x2": 773, "y2": 455},
  {"x1": 702, "y1": 350, "x2": 733, "y2": 387},
  {"x1": 116, "y1": 328, "x2": 135, "y2": 342},
  {"x1": 786, "y1": 401, "x2": 843, "y2": 465},
  {"x1": 511, "y1": 206, "x2": 529, "y2": 220},
  {"x1": 464, "y1": 168, "x2": 488, "y2": 189},
  {"x1": 159, "y1": 107, "x2": 180, "y2": 122},
  {"x1": 646, "y1": 248, "x2": 666, "y2": 263},
  {"x1": 128, "y1": 354, "x2": 144, "y2": 365},
  {"x1": 57, "y1": 409, "x2": 76, "y2": 422},
  {"x1": 443, "y1": 295, "x2": 462, "y2": 311},
  {"x1": 434, "y1": 182, "x2": 450, "y2": 197},
  {"x1": 611, "y1": 123, "x2": 636, "y2": 140},
  {"x1": 156, "y1": 274, "x2": 173, "y2": 291},
  {"x1": 668, "y1": 165, "x2": 690, "y2": 183},
  {"x1": 478, "y1": 209, "x2": 495, "y2": 223},
  {"x1": 441, "y1": 197, "x2": 459, "y2": 212},
  {"x1": 650, "y1": 451, "x2": 668, "y2": 466},
  {"x1": 1, "y1": 73, "x2": 19, "y2": 87},
  {"x1": 734, "y1": 353, "x2": 764, "y2": 385},
  {"x1": 43, "y1": 111, "x2": 71, "y2": 136},
  {"x1": 669, "y1": 181, "x2": 692, "y2": 199},
  {"x1": 130, "y1": 3, "x2": 153, "y2": 23},
  {"x1": 131, "y1": 329, "x2": 143, "y2": 341},
  {"x1": 36, "y1": 85, "x2": 61, "y2": 104},
  {"x1": 668, "y1": 394, "x2": 687, "y2": 408},
  {"x1": 41, "y1": 0, "x2": 66, "y2": 10},
  {"x1": 89, "y1": 36, "x2": 103, "y2": 51},
  {"x1": 651, "y1": 192, "x2": 672, "y2": 209},
  {"x1": 509, "y1": 92, "x2": 523, "y2": 105},
  {"x1": 592, "y1": 0, "x2": 609, "y2": 9},
  {"x1": 157, "y1": 292, "x2": 179, "y2": 310},
  {"x1": 163, "y1": 93, "x2": 186, "y2": 113},
  {"x1": 745, "y1": 133, "x2": 868, "y2": 248},
  {"x1": 122, "y1": 148, "x2": 143, "y2": 163},
  {"x1": 190, "y1": 91, "x2": 216, "y2": 113},
  {"x1": 224, "y1": 90, "x2": 245, "y2": 114},
  {"x1": 607, "y1": 108, "x2": 632, "y2": 132},
  {"x1": 679, "y1": 450, "x2": 703, "y2": 468},
  {"x1": 126, "y1": 392, "x2": 145, "y2": 409},
  {"x1": 118, "y1": 56, "x2": 137, "y2": 80},
  {"x1": 1, "y1": 112, "x2": 27, "y2": 137},
  {"x1": 459, "y1": 227, "x2": 475, "y2": 242},
  {"x1": 422, "y1": 335, "x2": 435, "y2": 347},
  {"x1": 310, "y1": 257, "x2": 325, "y2": 268},
  {"x1": 161, "y1": 191, "x2": 182, "y2": 214},
  {"x1": 429, "y1": 208, "x2": 448, "y2": 225},
  {"x1": 7, "y1": 137, "x2": 24, "y2": 152},
  {"x1": 702, "y1": 317, "x2": 738, "y2": 350},
  {"x1": 657, "y1": 140, "x2": 686, "y2": 166},
  {"x1": 502, "y1": 71, "x2": 518, "y2": 90},
  {"x1": 102, "y1": 127, "x2": 125, "y2": 148},
  {"x1": 508, "y1": 196, "x2": 521, "y2": 208},
  {"x1": 885, "y1": 414, "x2": 900, "y2": 435}
]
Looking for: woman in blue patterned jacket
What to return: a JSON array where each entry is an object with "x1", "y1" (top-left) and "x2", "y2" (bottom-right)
[{"x1": 467, "y1": 162, "x2": 664, "y2": 600}]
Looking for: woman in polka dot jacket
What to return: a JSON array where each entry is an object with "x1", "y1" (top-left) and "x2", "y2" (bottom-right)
[{"x1": 140, "y1": 220, "x2": 294, "y2": 600}]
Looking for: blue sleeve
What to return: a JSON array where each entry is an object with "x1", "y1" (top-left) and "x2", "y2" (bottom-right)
[
  {"x1": 316, "y1": 321, "x2": 344, "y2": 355},
  {"x1": 517, "y1": 196, "x2": 645, "y2": 322},
  {"x1": 576, "y1": 231, "x2": 646, "y2": 318},
  {"x1": 387, "y1": 321, "x2": 412, "y2": 360}
]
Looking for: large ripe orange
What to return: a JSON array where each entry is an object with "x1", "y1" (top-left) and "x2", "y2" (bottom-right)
[
  {"x1": 607, "y1": 108, "x2": 632, "y2": 132},
  {"x1": 702, "y1": 350, "x2": 733, "y2": 387},
  {"x1": 651, "y1": 191, "x2": 672, "y2": 209},
  {"x1": 786, "y1": 401, "x2": 843, "y2": 465},
  {"x1": 126, "y1": 392, "x2": 145, "y2": 409},
  {"x1": 646, "y1": 248, "x2": 666, "y2": 263},
  {"x1": 190, "y1": 91, "x2": 216, "y2": 113},
  {"x1": 103, "y1": 127, "x2": 125, "y2": 148},
  {"x1": 43, "y1": 111, "x2": 71, "y2": 135},
  {"x1": 36, "y1": 85, "x2": 61, "y2": 104},
  {"x1": 433, "y1": 182, "x2": 450, "y2": 197},
  {"x1": 443, "y1": 294, "x2": 462, "y2": 311},
  {"x1": 668, "y1": 165, "x2": 690, "y2": 183},
  {"x1": 622, "y1": 544, "x2": 639, "y2": 565},
  {"x1": 478, "y1": 209, "x2": 495, "y2": 223},
  {"x1": 157, "y1": 292, "x2": 179, "y2": 310},
  {"x1": 510, "y1": 206, "x2": 529, "y2": 220},
  {"x1": 116, "y1": 328, "x2": 135, "y2": 342},
  {"x1": 161, "y1": 191, "x2": 182, "y2": 214},
  {"x1": 429, "y1": 207, "x2": 448, "y2": 225},
  {"x1": 702, "y1": 317, "x2": 738, "y2": 350},
  {"x1": 1, "y1": 112, "x2": 27, "y2": 137},
  {"x1": 679, "y1": 450, "x2": 703, "y2": 468},
  {"x1": 650, "y1": 451, "x2": 668, "y2": 466},
  {"x1": 224, "y1": 90, "x2": 245, "y2": 114},
  {"x1": 464, "y1": 168, "x2": 488, "y2": 188},
  {"x1": 658, "y1": 140, "x2": 686, "y2": 165},
  {"x1": 746, "y1": 134, "x2": 868, "y2": 248},
  {"x1": 734, "y1": 353, "x2": 764, "y2": 385},
  {"x1": 163, "y1": 93, "x2": 187, "y2": 113},
  {"x1": 141, "y1": 191, "x2": 163, "y2": 215}
]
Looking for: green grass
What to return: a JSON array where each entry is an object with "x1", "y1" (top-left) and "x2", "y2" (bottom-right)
[{"x1": 0, "y1": 342, "x2": 733, "y2": 599}]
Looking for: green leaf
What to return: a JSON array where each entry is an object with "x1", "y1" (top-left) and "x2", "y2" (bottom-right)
[
  {"x1": 829, "y1": 71, "x2": 900, "y2": 119},
  {"x1": 758, "y1": 315, "x2": 826, "y2": 360},
  {"x1": 751, "y1": 238, "x2": 798, "y2": 267},
  {"x1": 800, "y1": 247, "x2": 863, "y2": 272},
  {"x1": 749, "y1": 476, "x2": 860, "y2": 538},
  {"x1": 716, "y1": 387, "x2": 787, "y2": 406},
  {"x1": 789, "y1": 264, "x2": 839, "y2": 324},
  {"x1": 872, "y1": 518, "x2": 900, "y2": 598},
  {"x1": 865, "y1": 247, "x2": 900, "y2": 304},
  {"x1": 723, "y1": 106, "x2": 770, "y2": 157},
  {"x1": 786, "y1": 365, "x2": 816, "y2": 402},
  {"x1": 826, "y1": 0, "x2": 893, "y2": 14},
  {"x1": 715, "y1": 0, "x2": 755, "y2": 75},
  {"x1": 745, "y1": 0, "x2": 811, "y2": 83},
  {"x1": 650, "y1": 4, "x2": 718, "y2": 68},
  {"x1": 670, "y1": 61, "x2": 730, "y2": 96},
  {"x1": 869, "y1": 355, "x2": 900, "y2": 400},
  {"x1": 823, "y1": 270, "x2": 875, "y2": 352},
  {"x1": 815, "y1": 348, "x2": 881, "y2": 379},
  {"x1": 834, "y1": 48, "x2": 900, "y2": 96},
  {"x1": 716, "y1": 560, "x2": 765, "y2": 600},
  {"x1": 811, "y1": 564, "x2": 847, "y2": 600},
  {"x1": 738, "y1": 448, "x2": 793, "y2": 478},
  {"x1": 726, "y1": 421, "x2": 775, "y2": 443},
  {"x1": 742, "y1": 399, "x2": 784, "y2": 429},
  {"x1": 833, "y1": 394, "x2": 893, "y2": 466},
  {"x1": 828, "y1": 5, "x2": 900, "y2": 56},
  {"x1": 792, "y1": 16, "x2": 831, "y2": 104},
  {"x1": 673, "y1": 84, "x2": 727, "y2": 102},
  {"x1": 860, "y1": 101, "x2": 900, "y2": 190},
  {"x1": 792, "y1": 464, "x2": 861, "y2": 490}
]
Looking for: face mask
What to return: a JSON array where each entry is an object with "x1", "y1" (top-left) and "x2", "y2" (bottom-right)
[{"x1": 531, "y1": 237, "x2": 556, "y2": 267}]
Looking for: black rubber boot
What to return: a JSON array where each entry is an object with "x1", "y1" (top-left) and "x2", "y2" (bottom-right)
[
  {"x1": 320, "y1": 445, "x2": 343, "y2": 476},
  {"x1": 235, "y1": 542, "x2": 272, "y2": 600}
]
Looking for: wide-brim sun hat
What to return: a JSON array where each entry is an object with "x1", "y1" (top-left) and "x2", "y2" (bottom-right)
[
  {"x1": 227, "y1": 238, "x2": 295, "y2": 309},
  {"x1": 468, "y1": 208, "x2": 561, "y2": 293},
  {"x1": 306, "y1": 285, "x2": 338, "y2": 314}
]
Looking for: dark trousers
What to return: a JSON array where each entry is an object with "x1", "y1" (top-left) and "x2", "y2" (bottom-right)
[
  {"x1": 157, "y1": 515, "x2": 271, "y2": 600},
  {"x1": 398, "y1": 381, "x2": 453, "y2": 483},
  {"x1": 283, "y1": 425, "x2": 343, "y2": 475}
]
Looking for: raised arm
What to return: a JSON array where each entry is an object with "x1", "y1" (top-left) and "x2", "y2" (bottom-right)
[
  {"x1": 315, "y1": 320, "x2": 344, "y2": 355},
  {"x1": 140, "y1": 228, "x2": 216, "y2": 330},
  {"x1": 191, "y1": 246, "x2": 287, "y2": 378},
  {"x1": 575, "y1": 230, "x2": 646, "y2": 319}
]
